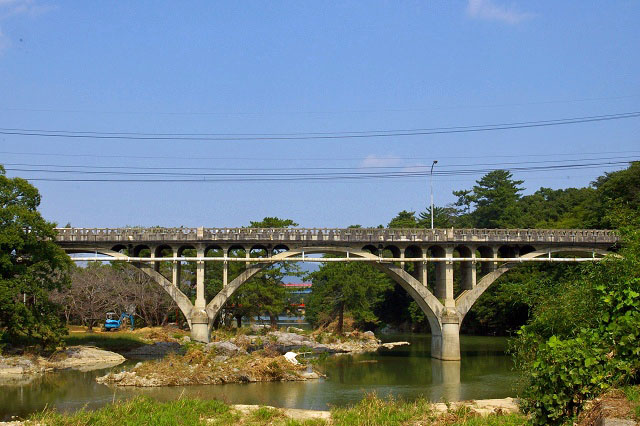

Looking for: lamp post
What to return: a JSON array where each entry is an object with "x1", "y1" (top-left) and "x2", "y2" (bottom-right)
[{"x1": 430, "y1": 160, "x2": 438, "y2": 229}]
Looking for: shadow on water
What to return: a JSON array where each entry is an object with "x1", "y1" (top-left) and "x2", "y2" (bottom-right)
[{"x1": 0, "y1": 334, "x2": 518, "y2": 420}]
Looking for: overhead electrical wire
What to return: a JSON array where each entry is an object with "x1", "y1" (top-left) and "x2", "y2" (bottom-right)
[
  {"x1": 10, "y1": 160, "x2": 634, "y2": 183},
  {"x1": 2, "y1": 155, "x2": 638, "y2": 173},
  {"x1": 2, "y1": 149, "x2": 640, "y2": 162},
  {"x1": 0, "y1": 111, "x2": 639, "y2": 141}
]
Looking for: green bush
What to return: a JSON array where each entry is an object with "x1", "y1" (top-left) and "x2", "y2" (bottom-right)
[{"x1": 515, "y1": 228, "x2": 640, "y2": 424}]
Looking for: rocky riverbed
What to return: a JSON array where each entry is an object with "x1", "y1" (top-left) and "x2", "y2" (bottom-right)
[{"x1": 96, "y1": 328, "x2": 409, "y2": 387}]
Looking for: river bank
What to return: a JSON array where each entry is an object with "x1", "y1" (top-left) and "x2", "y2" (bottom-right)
[{"x1": 1, "y1": 394, "x2": 525, "y2": 425}]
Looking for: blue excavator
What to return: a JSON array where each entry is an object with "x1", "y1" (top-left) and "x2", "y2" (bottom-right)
[{"x1": 103, "y1": 312, "x2": 135, "y2": 331}]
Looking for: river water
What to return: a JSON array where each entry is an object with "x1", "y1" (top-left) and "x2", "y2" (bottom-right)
[{"x1": 0, "y1": 334, "x2": 518, "y2": 421}]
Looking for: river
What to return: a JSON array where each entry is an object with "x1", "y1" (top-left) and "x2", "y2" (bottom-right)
[{"x1": 0, "y1": 334, "x2": 518, "y2": 421}]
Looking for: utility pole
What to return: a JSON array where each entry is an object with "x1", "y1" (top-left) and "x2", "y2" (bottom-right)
[{"x1": 430, "y1": 160, "x2": 438, "y2": 229}]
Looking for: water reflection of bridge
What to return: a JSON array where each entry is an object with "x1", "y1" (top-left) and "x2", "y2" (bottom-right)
[{"x1": 57, "y1": 227, "x2": 618, "y2": 360}]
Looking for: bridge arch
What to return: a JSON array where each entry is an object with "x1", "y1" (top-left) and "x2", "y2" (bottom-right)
[
  {"x1": 455, "y1": 247, "x2": 611, "y2": 320},
  {"x1": 204, "y1": 246, "x2": 445, "y2": 335}
]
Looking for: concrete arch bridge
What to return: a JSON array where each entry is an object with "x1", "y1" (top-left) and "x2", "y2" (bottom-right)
[{"x1": 56, "y1": 227, "x2": 618, "y2": 361}]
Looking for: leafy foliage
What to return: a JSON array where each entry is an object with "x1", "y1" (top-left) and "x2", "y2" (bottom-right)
[
  {"x1": 306, "y1": 258, "x2": 392, "y2": 333},
  {"x1": 513, "y1": 227, "x2": 640, "y2": 423},
  {"x1": 0, "y1": 166, "x2": 71, "y2": 349}
]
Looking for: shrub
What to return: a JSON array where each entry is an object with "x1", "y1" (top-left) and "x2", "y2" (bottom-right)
[{"x1": 515, "y1": 228, "x2": 640, "y2": 424}]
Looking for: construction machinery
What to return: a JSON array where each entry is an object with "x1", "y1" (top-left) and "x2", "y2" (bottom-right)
[{"x1": 103, "y1": 312, "x2": 135, "y2": 331}]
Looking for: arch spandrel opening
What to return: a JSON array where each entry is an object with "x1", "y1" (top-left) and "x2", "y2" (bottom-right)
[
  {"x1": 205, "y1": 246, "x2": 444, "y2": 337},
  {"x1": 404, "y1": 245, "x2": 423, "y2": 283},
  {"x1": 476, "y1": 246, "x2": 495, "y2": 278}
]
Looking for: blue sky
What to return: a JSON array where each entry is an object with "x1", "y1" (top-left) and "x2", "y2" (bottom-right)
[{"x1": 0, "y1": 1, "x2": 638, "y2": 228}]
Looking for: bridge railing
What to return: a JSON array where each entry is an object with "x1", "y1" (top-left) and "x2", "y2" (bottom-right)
[{"x1": 54, "y1": 227, "x2": 619, "y2": 245}]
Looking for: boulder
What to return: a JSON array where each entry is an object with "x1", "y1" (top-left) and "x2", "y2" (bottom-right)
[
  {"x1": 250, "y1": 324, "x2": 270, "y2": 334},
  {"x1": 55, "y1": 347, "x2": 125, "y2": 371},
  {"x1": 363, "y1": 331, "x2": 376, "y2": 340},
  {"x1": 205, "y1": 341, "x2": 247, "y2": 356},
  {"x1": 268, "y1": 331, "x2": 316, "y2": 353}
]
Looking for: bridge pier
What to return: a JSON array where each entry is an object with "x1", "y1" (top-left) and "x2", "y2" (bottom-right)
[
  {"x1": 431, "y1": 310, "x2": 461, "y2": 361},
  {"x1": 190, "y1": 309, "x2": 210, "y2": 343}
]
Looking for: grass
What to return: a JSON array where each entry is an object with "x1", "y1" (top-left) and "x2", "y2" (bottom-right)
[
  {"x1": 30, "y1": 396, "x2": 237, "y2": 426},
  {"x1": 330, "y1": 394, "x2": 526, "y2": 426},
  {"x1": 28, "y1": 394, "x2": 527, "y2": 426},
  {"x1": 623, "y1": 385, "x2": 640, "y2": 420},
  {"x1": 63, "y1": 331, "x2": 147, "y2": 352}
]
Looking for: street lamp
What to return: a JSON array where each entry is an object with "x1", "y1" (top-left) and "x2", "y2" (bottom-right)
[{"x1": 430, "y1": 160, "x2": 438, "y2": 229}]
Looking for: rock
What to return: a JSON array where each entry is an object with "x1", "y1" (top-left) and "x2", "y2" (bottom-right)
[
  {"x1": 268, "y1": 331, "x2": 316, "y2": 353},
  {"x1": 379, "y1": 341, "x2": 410, "y2": 350},
  {"x1": 286, "y1": 326, "x2": 305, "y2": 333},
  {"x1": 363, "y1": 331, "x2": 376, "y2": 339},
  {"x1": 55, "y1": 347, "x2": 125, "y2": 371},
  {"x1": 232, "y1": 405, "x2": 331, "y2": 422},
  {"x1": 284, "y1": 352, "x2": 300, "y2": 365},
  {"x1": 213, "y1": 355, "x2": 229, "y2": 363},
  {"x1": 250, "y1": 324, "x2": 270, "y2": 333},
  {"x1": 181, "y1": 336, "x2": 191, "y2": 344},
  {"x1": 205, "y1": 341, "x2": 247, "y2": 356}
]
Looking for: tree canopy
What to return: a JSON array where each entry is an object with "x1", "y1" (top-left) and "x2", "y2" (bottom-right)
[
  {"x1": 306, "y1": 256, "x2": 392, "y2": 333},
  {"x1": 0, "y1": 166, "x2": 71, "y2": 348}
]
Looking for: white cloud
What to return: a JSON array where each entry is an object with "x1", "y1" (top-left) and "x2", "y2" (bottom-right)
[
  {"x1": 466, "y1": 0, "x2": 533, "y2": 25},
  {"x1": 360, "y1": 154, "x2": 402, "y2": 168},
  {"x1": 0, "y1": 0, "x2": 52, "y2": 18},
  {"x1": 0, "y1": 0, "x2": 52, "y2": 56}
]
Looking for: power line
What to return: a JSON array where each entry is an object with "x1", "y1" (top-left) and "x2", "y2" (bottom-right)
[
  {"x1": 1, "y1": 111, "x2": 639, "y2": 141},
  {"x1": 10, "y1": 160, "x2": 633, "y2": 183},
  {"x1": 2, "y1": 155, "x2": 638, "y2": 174},
  {"x1": 3, "y1": 156, "x2": 640, "y2": 175},
  {"x1": 2, "y1": 149, "x2": 639, "y2": 162}
]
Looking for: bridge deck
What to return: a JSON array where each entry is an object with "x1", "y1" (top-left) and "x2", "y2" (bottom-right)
[{"x1": 55, "y1": 227, "x2": 618, "y2": 247}]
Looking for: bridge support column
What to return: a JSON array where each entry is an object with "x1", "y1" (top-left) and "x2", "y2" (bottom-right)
[
  {"x1": 223, "y1": 248, "x2": 228, "y2": 287},
  {"x1": 431, "y1": 310, "x2": 460, "y2": 361},
  {"x1": 461, "y1": 250, "x2": 476, "y2": 290},
  {"x1": 172, "y1": 259, "x2": 181, "y2": 287},
  {"x1": 418, "y1": 258, "x2": 427, "y2": 286},
  {"x1": 195, "y1": 248, "x2": 206, "y2": 310},
  {"x1": 191, "y1": 247, "x2": 210, "y2": 342},
  {"x1": 435, "y1": 247, "x2": 455, "y2": 306},
  {"x1": 190, "y1": 309, "x2": 210, "y2": 343},
  {"x1": 151, "y1": 250, "x2": 159, "y2": 272}
]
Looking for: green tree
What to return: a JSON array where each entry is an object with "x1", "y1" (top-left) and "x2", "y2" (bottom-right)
[
  {"x1": 417, "y1": 206, "x2": 458, "y2": 228},
  {"x1": 588, "y1": 161, "x2": 640, "y2": 228},
  {"x1": 306, "y1": 257, "x2": 392, "y2": 334},
  {"x1": 387, "y1": 210, "x2": 418, "y2": 228},
  {"x1": 0, "y1": 166, "x2": 71, "y2": 349},
  {"x1": 454, "y1": 170, "x2": 524, "y2": 228},
  {"x1": 224, "y1": 217, "x2": 304, "y2": 327}
]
